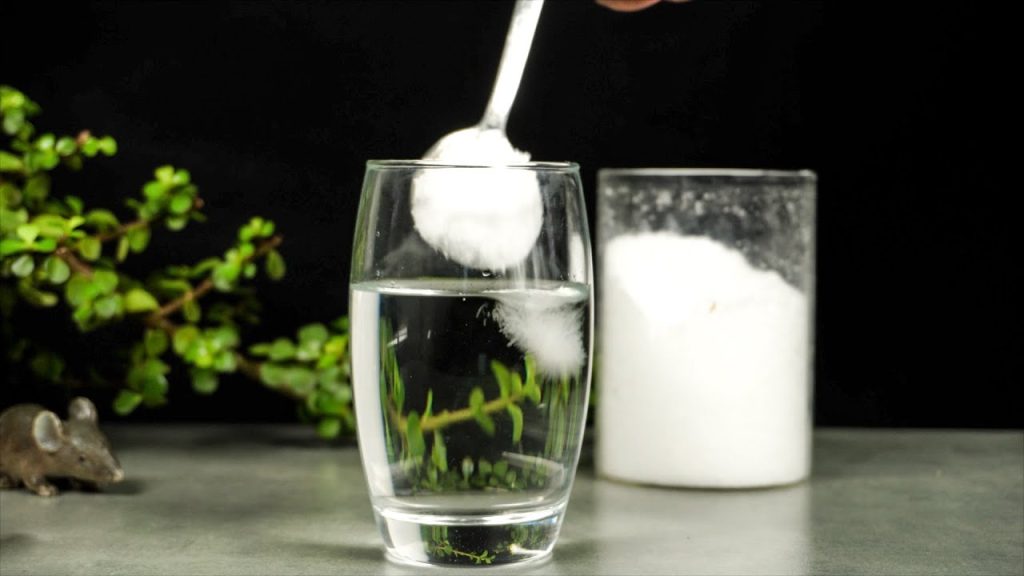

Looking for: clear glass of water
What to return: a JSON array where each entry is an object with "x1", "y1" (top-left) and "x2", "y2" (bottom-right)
[{"x1": 349, "y1": 160, "x2": 592, "y2": 566}]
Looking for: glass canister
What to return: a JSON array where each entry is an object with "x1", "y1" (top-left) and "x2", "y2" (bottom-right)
[{"x1": 596, "y1": 169, "x2": 816, "y2": 488}]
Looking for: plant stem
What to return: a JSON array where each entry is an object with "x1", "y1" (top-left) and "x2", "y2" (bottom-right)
[
  {"x1": 142, "y1": 313, "x2": 308, "y2": 402},
  {"x1": 95, "y1": 218, "x2": 150, "y2": 243},
  {"x1": 54, "y1": 246, "x2": 93, "y2": 278},
  {"x1": 96, "y1": 198, "x2": 205, "y2": 243},
  {"x1": 146, "y1": 234, "x2": 282, "y2": 322},
  {"x1": 397, "y1": 391, "x2": 526, "y2": 434}
]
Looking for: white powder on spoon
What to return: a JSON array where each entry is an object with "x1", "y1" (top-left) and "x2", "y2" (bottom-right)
[
  {"x1": 597, "y1": 232, "x2": 811, "y2": 488},
  {"x1": 411, "y1": 131, "x2": 543, "y2": 271}
]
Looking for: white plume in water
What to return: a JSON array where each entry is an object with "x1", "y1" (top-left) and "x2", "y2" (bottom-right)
[{"x1": 492, "y1": 289, "x2": 585, "y2": 377}]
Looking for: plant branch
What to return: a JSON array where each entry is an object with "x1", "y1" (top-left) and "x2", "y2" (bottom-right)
[
  {"x1": 395, "y1": 391, "x2": 527, "y2": 434},
  {"x1": 96, "y1": 197, "x2": 205, "y2": 243},
  {"x1": 142, "y1": 313, "x2": 308, "y2": 402},
  {"x1": 147, "y1": 234, "x2": 282, "y2": 322},
  {"x1": 54, "y1": 246, "x2": 93, "y2": 278},
  {"x1": 95, "y1": 218, "x2": 149, "y2": 243}
]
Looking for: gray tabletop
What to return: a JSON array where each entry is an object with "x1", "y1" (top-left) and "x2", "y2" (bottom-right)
[{"x1": 1, "y1": 426, "x2": 1021, "y2": 575}]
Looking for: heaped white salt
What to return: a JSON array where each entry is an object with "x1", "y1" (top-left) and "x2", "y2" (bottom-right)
[
  {"x1": 597, "y1": 232, "x2": 810, "y2": 488},
  {"x1": 412, "y1": 130, "x2": 543, "y2": 271}
]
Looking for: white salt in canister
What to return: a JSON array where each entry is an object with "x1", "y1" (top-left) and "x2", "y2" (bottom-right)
[{"x1": 596, "y1": 169, "x2": 816, "y2": 488}]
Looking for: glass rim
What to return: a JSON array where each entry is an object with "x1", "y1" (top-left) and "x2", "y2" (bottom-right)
[
  {"x1": 598, "y1": 167, "x2": 816, "y2": 181},
  {"x1": 366, "y1": 159, "x2": 580, "y2": 172}
]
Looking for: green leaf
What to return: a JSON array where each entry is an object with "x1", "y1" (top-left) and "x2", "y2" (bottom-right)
[
  {"x1": 29, "y1": 214, "x2": 64, "y2": 238},
  {"x1": 116, "y1": 236, "x2": 129, "y2": 261},
  {"x1": 93, "y1": 294, "x2": 123, "y2": 319},
  {"x1": 3, "y1": 109, "x2": 25, "y2": 135},
  {"x1": 84, "y1": 209, "x2": 120, "y2": 230},
  {"x1": 173, "y1": 325, "x2": 201, "y2": 355},
  {"x1": 248, "y1": 342, "x2": 272, "y2": 357},
  {"x1": 139, "y1": 330, "x2": 166, "y2": 358},
  {"x1": 81, "y1": 138, "x2": 99, "y2": 157},
  {"x1": 65, "y1": 275, "x2": 99, "y2": 307},
  {"x1": 511, "y1": 372, "x2": 524, "y2": 398},
  {"x1": 474, "y1": 411, "x2": 496, "y2": 436},
  {"x1": 128, "y1": 227, "x2": 150, "y2": 253},
  {"x1": 323, "y1": 335, "x2": 348, "y2": 357},
  {"x1": 36, "y1": 133, "x2": 55, "y2": 150},
  {"x1": 42, "y1": 256, "x2": 70, "y2": 284},
  {"x1": 16, "y1": 224, "x2": 39, "y2": 243},
  {"x1": 0, "y1": 238, "x2": 27, "y2": 257},
  {"x1": 11, "y1": 254, "x2": 34, "y2": 277},
  {"x1": 55, "y1": 136, "x2": 76, "y2": 156},
  {"x1": 183, "y1": 299, "x2": 201, "y2": 323},
  {"x1": 507, "y1": 404, "x2": 524, "y2": 443},
  {"x1": 17, "y1": 279, "x2": 58, "y2": 307},
  {"x1": 423, "y1": 389, "x2": 434, "y2": 420},
  {"x1": 469, "y1": 387, "x2": 485, "y2": 414},
  {"x1": 260, "y1": 220, "x2": 275, "y2": 237},
  {"x1": 72, "y1": 304, "x2": 93, "y2": 328},
  {"x1": 98, "y1": 136, "x2": 117, "y2": 156},
  {"x1": 268, "y1": 338, "x2": 296, "y2": 361},
  {"x1": 31, "y1": 238, "x2": 57, "y2": 252},
  {"x1": 191, "y1": 369, "x2": 218, "y2": 395},
  {"x1": 155, "y1": 165, "x2": 175, "y2": 184},
  {"x1": 171, "y1": 168, "x2": 190, "y2": 186},
  {"x1": 493, "y1": 460, "x2": 508, "y2": 479},
  {"x1": 406, "y1": 411, "x2": 425, "y2": 458},
  {"x1": 298, "y1": 323, "x2": 329, "y2": 347},
  {"x1": 209, "y1": 325, "x2": 239, "y2": 350},
  {"x1": 78, "y1": 236, "x2": 101, "y2": 261},
  {"x1": 524, "y1": 382, "x2": 541, "y2": 405},
  {"x1": 0, "y1": 150, "x2": 24, "y2": 172},
  {"x1": 491, "y1": 360, "x2": 511, "y2": 394},
  {"x1": 265, "y1": 249, "x2": 285, "y2": 280},
  {"x1": 65, "y1": 196, "x2": 84, "y2": 215},
  {"x1": 169, "y1": 193, "x2": 192, "y2": 215},
  {"x1": 165, "y1": 216, "x2": 187, "y2": 231},
  {"x1": 259, "y1": 363, "x2": 288, "y2": 388},
  {"x1": 128, "y1": 358, "x2": 169, "y2": 402},
  {"x1": 113, "y1": 390, "x2": 143, "y2": 415},
  {"x1": 212, "y1": 262, "x2": 240, "y2": 291},
  {"x1": 477, "y1": 458, "x2": 492, "y2": 477},
  {"x1": 317, "y1": 417, "x2": 342, "y2": 439},
  {"x1": 143, "y1": 180, "x2": 166, "y2": 200},
  {"x1": 29, "y1": 351, "x2": 64, "y2": 382},
  {"x1": 124, "y1": 288, "x2": 160, "y2": 312},
  {"x1": 92, "y1": 269, "x2": 118, "y2": 294},
  {"x1": 286, "y1": 366, "x2": 316, "y2": 395},
  {"x1": 432, "y1": 432, "x2": 448, "y2": 472},
  {"x1": 212, "y1": 351, "x2": 236, "y2": 373}
]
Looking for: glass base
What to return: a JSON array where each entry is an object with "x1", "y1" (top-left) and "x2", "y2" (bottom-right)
[{"x1": 375, "y1": 506, "x2": 565, "y2": 567}]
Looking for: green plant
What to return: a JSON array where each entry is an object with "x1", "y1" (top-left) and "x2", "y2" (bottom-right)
[{"x1": 0, "y1": 86, "x2": 353, "y2": 437}]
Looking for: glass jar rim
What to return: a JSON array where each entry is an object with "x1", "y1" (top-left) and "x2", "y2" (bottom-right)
[
  {"x1": 598, "y1": 167, "x2": 816, "y2": 181},
  {"x1": 366, "y1": 159, "x2": 580, "y2": 172}
]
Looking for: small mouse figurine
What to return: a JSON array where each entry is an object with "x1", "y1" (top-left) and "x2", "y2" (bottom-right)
[{"x1": 0, "y1": 397, "x2": 124, "y2": 496}]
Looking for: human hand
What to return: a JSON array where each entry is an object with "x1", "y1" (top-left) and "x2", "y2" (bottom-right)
[{"x1": 596, "y1": 0, "x2": 688, "y2": 12}]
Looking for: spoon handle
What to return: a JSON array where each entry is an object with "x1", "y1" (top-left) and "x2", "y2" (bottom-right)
[{"x1": 480, "y1": 0, "x2": 545, "y2": 132}]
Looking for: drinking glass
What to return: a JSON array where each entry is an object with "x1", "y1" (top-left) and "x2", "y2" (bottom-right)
[{"x1": 350, "y1": 160, "x2": 592, "y2": 566}]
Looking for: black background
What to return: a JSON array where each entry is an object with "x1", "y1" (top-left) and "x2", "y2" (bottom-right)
[{"x1": 1, "y1": 1, "x2": 1017, "y2": 427}]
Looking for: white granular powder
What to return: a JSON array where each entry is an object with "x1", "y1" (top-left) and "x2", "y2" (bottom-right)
[
  {"x1": 412, "y1": 130, "x2": 542, "y2": 271},
  {"x1": 597, "y1": 232, "x2": 811, "y2": 488}
]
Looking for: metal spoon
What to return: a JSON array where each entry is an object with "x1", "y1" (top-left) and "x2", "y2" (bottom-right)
[{"x1": 424, "y1": 0, "x2": 545, "y2": 160}]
